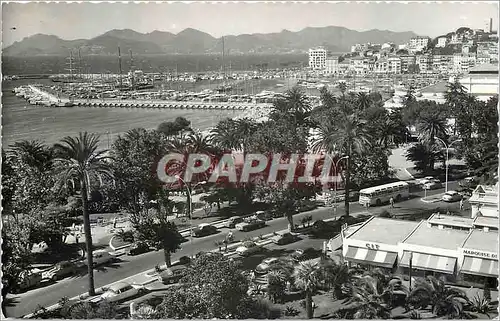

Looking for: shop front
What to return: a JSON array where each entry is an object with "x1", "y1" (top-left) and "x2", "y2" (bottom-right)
[
  {"x1": 344, "y1": 244, "x2": 398, "y2": 274},
  {"x1": 398, "y1": 251, "x2": 457, "y2": 283}
]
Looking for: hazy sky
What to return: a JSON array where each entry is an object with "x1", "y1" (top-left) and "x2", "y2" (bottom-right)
[{"x1": 2, "y1": 1, "x2": 498, "y2": 47}]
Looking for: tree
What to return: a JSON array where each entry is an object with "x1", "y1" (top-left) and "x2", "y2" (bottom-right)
[
  {"x1": 1, "y1": 223, "x2": 33, "y2": 316},
  {"x1": 407, "y1": 276, "x2": 469, "y2": 319},
  {"x1": 294, "y1": 261, "x2": 323, "y2": 319},
  {"x1": 320, "y1": 260, "x2": 351, "y2": 299},
  {"x1": 155, "y1": 252, "x2": 255, "y2": 319},
  {"x1": 157, "y1": 116, "x2": 192, "y2": 136},
  {"x1": 406, "y1": 142, "x2": 442, "y2": 173},
  {"x1": 60, "y1": 300, "x2": 122, "y2": 319},
  {"x1": 312, "y1": 113, "x2": 371, "y2": 216},
  {"x1": 54, "y1": 132, "x2": 113, "y2": 296},
  {"x1": 133, "y1": 206, "x2": 184, "y2": 267},
  {"x1": 338, "y1": 82, "x2": 347, "y2": 97},
  {"x1": 356, "y1": 92, "x2": 372, "y2": 111},
  {"x1": 347, "y1": 275, "x2": 396, "y2": 319},
  {"x1": 267, "y1": 270, "x2": 287, "y2": 303},
  {"x1": 415, "y1": 105, "x2": 449, "y2": 170}
]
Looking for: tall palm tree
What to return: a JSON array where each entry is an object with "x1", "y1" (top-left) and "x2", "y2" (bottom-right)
[
  {"x1": 320, "y1": 260, "x2": 351, "y2": 299},
  {"x1": 8, "y1": 140, "x2": 54, "y2": 172},
  {"x1": 53, "y1": 132, "x2": 113, "y2": 296},
  {"x1": 356, "y1": 92, "x2": 372, "y2": 111},
  {"x1": 294, "y1": 261, "x2": 323, "y2": 319},
  {"x1": 416, "y1": 108, "x2": 448, "y2": 170},
  {"x1": 407, "y1": 276, "x2": 469, "y2": 319},
  {"x1": 312, "y1": 113, "x2": 371, "y2": 216}
]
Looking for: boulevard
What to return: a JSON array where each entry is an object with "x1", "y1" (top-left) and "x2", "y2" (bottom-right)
[{"x1": 6, "y1": 182, "x2": 462, "y2": 318}]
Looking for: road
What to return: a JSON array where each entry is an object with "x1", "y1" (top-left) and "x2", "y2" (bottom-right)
[{"x1": 5, "y1": 182, "x2": 464, "y2": 318}]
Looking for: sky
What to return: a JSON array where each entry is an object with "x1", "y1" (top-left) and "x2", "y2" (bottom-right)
[{"x1": 2, "y1": 1, "x2": 498, "y2": 47}]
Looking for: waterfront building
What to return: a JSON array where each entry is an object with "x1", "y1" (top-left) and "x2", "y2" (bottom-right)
[
  {"x1": 387, "y1": 57, "x2": 402, "y2": 74},
  {"x1": 399, "y1": 55, "x2": 416, "y2": 73},
  {"x1": 374, "y1": 58, "x2": 389, "y2": 73},
  {"x1": 335, "y1": 215, "x2": 498, "y2": 288},
  {"x1": 452, "y1": 53, "x2": 477, "y2": 73},
  {"x1": 468, "y1": 183, "x2": 499, "y2": 218},
  {"x1": 325, "y1": 57, "x2": 340, "y2": 74},
  {"x1": 308, "y1": 47, "x2": 327, "y2": 70},
  {"x1": 416, "y1": 54, "x2": 432, "y2": 73},
  {"x1": 456, "y1": 63, "x2": 499, "y2": 101},
  {"x1": 436, "y1": 37, "x2": 448, "y2": 48}
]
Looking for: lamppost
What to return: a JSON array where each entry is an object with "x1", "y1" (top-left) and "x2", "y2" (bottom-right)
[
  {"x1": 325, "y1": 154, "x2": 349, "y2": 217},
  {"x1": 435, "y1": 138, "x2": 462, "y2": 192},
  {"x1": 409, "y1": 251, "x2": 413, "y2": 291}
]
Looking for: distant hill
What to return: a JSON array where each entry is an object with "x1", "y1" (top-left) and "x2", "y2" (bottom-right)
[{"x1": 3, "y1": 26, "x2": 420, "y2": 56}]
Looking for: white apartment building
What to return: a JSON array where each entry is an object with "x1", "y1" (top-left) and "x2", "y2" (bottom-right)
[
  {"x1": 388, "y1": 57, "x2": 402, "y2": 74},
  {"x1": 450, "y1": 33, "x2": 464, "y2": 44},
  {"x1": 325, "y1": 58, "x2": 339, "y2": 74},
  {"x1": 309, "y1": 47, "x2": 327, "y2": 70},
  {"x1": 457, "y1": 63, "x2": 499, "y2": 102},
  {"x1": 436, "y1": 37, "x2": 448, "y2": 47},
  {"x1": 374, "y1": 58, "x2": 389, "y2": 73},
  {"x1": 416, "y1": 54, "x2": 433, "y2": 73},
  {"x1": 452, "y1": 54, "x2": 477, "y2": 73},
  {"x1": 409, "y1": 36, "x2": 430, "y2": 50}
]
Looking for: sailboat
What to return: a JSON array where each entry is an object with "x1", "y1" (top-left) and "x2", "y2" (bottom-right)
[{"x1": 216, "y1": 36, "x2": 232, "y2": 94}]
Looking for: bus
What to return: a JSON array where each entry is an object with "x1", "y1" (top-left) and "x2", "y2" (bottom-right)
[{"x1": 359, "y1": 181, "x2": 410, "y2": 207}]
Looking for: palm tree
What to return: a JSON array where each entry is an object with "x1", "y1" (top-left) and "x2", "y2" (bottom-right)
[
  {"x1": 320, "y1": 260, "x2": 351, "y2": 299},
  {"x1": 356, "y1": 92, "x2": 372, "y2": 111},
  {"x1": 416, "y1": 108, "x2": 448, "y2": 170},
  {"x1": 347, "y1": 275, "x2": 395, "y2": 319},
  {"x1": 294, "y1": 261, "x2": 323, "y2": 319},
  {"x1": 407, "y1": 276, "x2": 469, "y2": 319},
  {"x1": 338, "y1": 82, "x2": 347, "y2": 97},
  {"x1": 267, "y1": 270, "x2": 286, "y2": 303},
  {"x1": 53, "y1": 132, "x2": 113, "y2": 296},
  {"x1": 7, "y1": 140, "x2": 54, "y2": 172},
  {"x1": 312, "y1": 113, "x2": 371, "y2": 216}
]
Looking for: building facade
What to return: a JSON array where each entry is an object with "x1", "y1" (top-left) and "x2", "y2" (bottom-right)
[
  {"x1": 308, "y1": 47, "x2": 327, "y2": 70},
  {"x1": 468, "y1": 183, "x2": 499, "y2": 218},
  {"x1": 436, "y1": 37, "x2": 448, "y2": 47}
]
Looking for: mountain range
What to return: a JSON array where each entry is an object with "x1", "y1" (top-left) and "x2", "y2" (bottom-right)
[{"x1": 3, "y1": 26, "x2": 420, "y2": 56}]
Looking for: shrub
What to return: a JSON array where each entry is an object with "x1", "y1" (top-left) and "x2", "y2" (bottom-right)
[
  {"x1": 284, "y1": 305, "x2": 300, "y2": 316},
  {"x1": 379, "y1": 210, "x2": 392, "y2": 218}
]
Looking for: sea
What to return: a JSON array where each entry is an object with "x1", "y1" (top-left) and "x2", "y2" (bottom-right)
[{"x1": 1, "y1": 79, "x2": 241, "y2": 149}]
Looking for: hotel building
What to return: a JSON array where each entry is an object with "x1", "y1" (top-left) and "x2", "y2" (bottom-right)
[
  {"x1": 457, "y1": 63, "x2": 499, "y2": 101},
  {"x1": 308, "y1": 47, "x2": 327, "y2": 70}
]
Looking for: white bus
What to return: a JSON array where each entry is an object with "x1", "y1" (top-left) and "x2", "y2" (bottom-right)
[{"x1": 359, "y1": 181, "x2": 410, "y2": 207}]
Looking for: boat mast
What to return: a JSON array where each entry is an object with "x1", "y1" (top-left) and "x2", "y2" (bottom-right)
[
  {"x1": 222, "y1": 36, "x2": 225, "y2": 86},
  {"x1": 118, "y1": 47, "x2": 123, "y2": 90},
  {"x1": 65, "y1": 50, "x2": 76, "y2": 102},
  {"x1": 129, "y1": 49, "x2": 135, "y2": 91}
]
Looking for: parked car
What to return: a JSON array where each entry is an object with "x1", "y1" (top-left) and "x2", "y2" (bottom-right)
[
  {"x1": 13, "y1": 270, "x2": 43, "y2": 293},
  {"x1": 459, "y1": 177, "x2": 478, "y2": 189},
  {"x1": 89, "y1": 251, "x2": 116, "y2": 266},
  {"x1": 290, "y1": 248, "x2": 321, "y2": 262},
  {"x1": 441, "y1": 190, "x2": 463, "y2": 202},
  {"x1": 271, "y1": 232, "x2": 301, "y2": 245},
  {"x1": 192, "y1": 223, "x2": 218, "y2": 237},
  {"x1": 235, "y1": 218, "x2": 266, "y2": 232},
  {"x1": 158, "y1": 265, "x2": 188, "y2": 284},
  {"x1": 255, "y1": 257, "x2": 279, "y2": 274},
  {"x1": 255, "y1": 211, "x2": 274, "y2": 221},
  {"x1": 423, "y1": 180, "x2": 442, "y2": 190},
  {"x1": 295, "y1": 202, "x2": 318, "y2": 213},
  {"x1": 235, "y1": 241, "x2": 263, "y2": 256},
  {"x1": 98, "y1": 282, "x2": 145, "y2": 302},
  {"x1": 418, "y1": 176, "x2": 436, "y2": 185},
  {"x1": 127, "y1": 242, "x2": 150, "y2": 256},
  {"x1": 42, "y1": 261, "x2": 77, "y2": 281},
  {"x1": 225, "y1": 216, "x2": 244, "y2": 228}
]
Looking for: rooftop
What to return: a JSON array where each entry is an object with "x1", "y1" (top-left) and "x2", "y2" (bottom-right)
[
  {"x1": 347, "y1": 217, "x2": 418, "y2": 245},
  {"x1": 461, "y1": 229, "x2": 498, "y2": 253},
  {"x1": 420, "y1": 81, "x2": 448, "y2": 94},
  {"x1": 473, "y1": 216, "x2": 499, "y2": 228},
  {"x1": 402, "y1": 221, "x2": 469, "y2": 250},
  {"x1": 427, "y1": 214, "x2": 474, "y2": 228},
  {"x1": 468, "y1": 63, "x2": 499, "y2": 74}
]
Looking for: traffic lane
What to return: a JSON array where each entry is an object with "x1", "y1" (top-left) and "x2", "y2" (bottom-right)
[
  {"x1": 6, "y1": 209, "x2": 334, "y2": 318},
  {"x1": 6, "y1": 192, "x2": 441, "y2": 318}
]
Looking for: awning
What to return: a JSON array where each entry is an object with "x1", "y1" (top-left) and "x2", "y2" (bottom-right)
[
  {"x1": 461, "y1": 256, "x2": 498, "y2": 278},
  {"x1": 400, "y1": 251, "x2": 456, "y2": 274},
  {"x1": 344, "y1": 246, "x2": 397, "y2": 268}
]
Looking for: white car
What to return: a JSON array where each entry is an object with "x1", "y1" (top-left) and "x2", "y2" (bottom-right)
[
  {"x1": 235, "y1": 218, "x2": 266, "y2": 232},
  {"x1": 441, "y1": 190, "x2": 463, "y2": 202},
  {"x1": 89, "y1": 251, "x2": 116, "y2": 266},
  {"x1": 423, "y1": 180, "x2": 442, "y2": 190},
  {"x1": 97, "y1": 282, "x2": 146, "y2": 303},
  {"x1": 418, "y1": 176, "x2": 435, "y2": 185},
  {"x1": 235, "y1": 241, "x2": 262, "y2": 256}
]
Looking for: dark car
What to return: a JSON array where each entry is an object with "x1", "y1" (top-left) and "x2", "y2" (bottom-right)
[
  {"x1": 290, "y1": 247, "x2": 321, "y2": 262},
  {"x1": 459, "y1": 177, "x2": 479, "y2": 189},
  {"x1": 255, "y1": 211, "x2": 274, "y2": 221},
  {"x1": 128, "y1": 242, "x2": 150, "y2": 256},
  {"x1": 192, "y1": 224, "x2": 218, "y2": 237},
  {"x1": 158, "y1": 265, "x2": 188, "y2": 284},
  {"x1": 42, "y1": 261, "x2": 77, "y2": 281}
]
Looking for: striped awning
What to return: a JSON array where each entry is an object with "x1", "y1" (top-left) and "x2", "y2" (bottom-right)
[
  {"x1": 461, "y1": 257, "x2": 499, "y2": 277},
  {"x1": 344, "y1": 246, "x2": 397, "y2": 268},
  {"x1": 400, "y1": 251, "x2": 456, "y2": 274}
]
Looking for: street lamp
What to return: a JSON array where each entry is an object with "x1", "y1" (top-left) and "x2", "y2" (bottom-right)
[
  {"x1": 435, "y1": 138, "x2": 462, "y2": 192},
  {"x1": 325, "y1": 154, "x2": 349, "y2": 217},
  {"x1": 409, "y1": 251, "x2": 413, "y2": 291}
]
